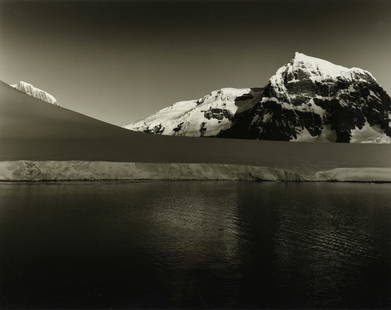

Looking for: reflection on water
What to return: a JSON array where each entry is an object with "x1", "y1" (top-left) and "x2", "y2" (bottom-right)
[{"x1": 0, "y1": 181, "x2": 390, "y2": 308}]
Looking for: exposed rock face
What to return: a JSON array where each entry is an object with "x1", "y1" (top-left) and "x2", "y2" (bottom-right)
[
  {"x1": 11, "y1": 81, "x2": 58, "y2": 105},
  {"x1": 125, "y1": 87, "x2": 264, "y2": 137},
  {"x1": 127, "y1": 52, "x2": 391, "y2": 143}
]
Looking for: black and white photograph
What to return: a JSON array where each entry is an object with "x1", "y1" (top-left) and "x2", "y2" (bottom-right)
[{"x1": 0, "y1": 0, "x2": 390, "y2": 309}]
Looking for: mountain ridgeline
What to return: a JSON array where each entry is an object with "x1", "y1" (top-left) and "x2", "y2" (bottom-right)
[{"x1": 126, "y1": 53, "x2": 391, "y2": 143}]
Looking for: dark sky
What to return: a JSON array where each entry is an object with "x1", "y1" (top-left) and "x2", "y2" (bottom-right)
[{"x1": 0, "y1": 0, "x2": 390, "y2": 125}]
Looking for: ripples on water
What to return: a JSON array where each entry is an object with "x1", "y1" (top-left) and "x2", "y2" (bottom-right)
[{"x1": 0, "y1": 181, "x2": 390, "y2": 308}]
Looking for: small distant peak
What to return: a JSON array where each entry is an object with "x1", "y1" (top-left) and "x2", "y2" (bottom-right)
[
  {"x1": 11, "y1": 80, "x2": 26, "y2": 88},
  {"x1": 12, "y1": 80, "x2": 41, "y2": 90},
  {"x1": 18, "y1": 80, "x2": 30, "y2": 87},
  {"x1": 11, "y1": 80, "x2": 58, "y2": 105},
  {"x1": 12, "y1": 81, "x2": 37, "y2": 89}
]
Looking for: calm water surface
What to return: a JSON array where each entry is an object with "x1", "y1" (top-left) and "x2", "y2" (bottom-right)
[{"x1": 0, "y1": 181, "x2": 390, "y2": 309}]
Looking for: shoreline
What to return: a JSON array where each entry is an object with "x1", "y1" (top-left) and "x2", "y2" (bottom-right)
[{"x1": 1, "y1": 161, "x2": 391, "y2": 183}]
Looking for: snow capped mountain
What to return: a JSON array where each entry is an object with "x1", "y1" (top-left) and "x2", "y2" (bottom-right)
[
  {"x1": 126, "y1": 87, "x2": 263, "y2": 136},
  {"x1": 231, "y1": 52, "x2": 391, "y2": 142},
  {"x1": 11, "y1": 81, "x2": 58, "y2": 105},
  {"x1": 127, "y1": 52, "x2": 391, "y2": 143}
]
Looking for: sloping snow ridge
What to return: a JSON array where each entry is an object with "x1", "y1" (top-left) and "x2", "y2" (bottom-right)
[
  {"x1": 126, "y1": 88, "x2": 252, "y2": 136},
  {"x1": 11, "y1": 81, "x2": 58, "y2": 105},
  {"x1": 286, "y1": 52, "x2": 374, "y2": 82}
]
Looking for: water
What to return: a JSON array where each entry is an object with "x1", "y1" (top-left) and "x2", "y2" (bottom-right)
[{"x1": 0, "y1": 181, "x2": 390, "y2": 309}]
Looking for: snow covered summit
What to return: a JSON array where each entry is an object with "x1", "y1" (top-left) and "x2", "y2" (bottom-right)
[
  {"x1": 127, "y1": 52, "x2": 391, "y2": 143},
  {"x1": 11, "y1": 81, "x2": 58, "y2": 105},
  {"x1": 288, "y1": 52, "x2": 374, "y2": 81}
]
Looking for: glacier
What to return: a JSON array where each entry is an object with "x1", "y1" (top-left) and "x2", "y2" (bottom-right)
[{"x1": 1, "y1": 161, "x2": 390, "y2": 182}]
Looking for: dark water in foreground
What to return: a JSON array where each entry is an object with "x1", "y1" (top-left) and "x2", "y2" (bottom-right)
[{"x1": 0, "y1": 181, "x2": 390, "y2": 309}]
